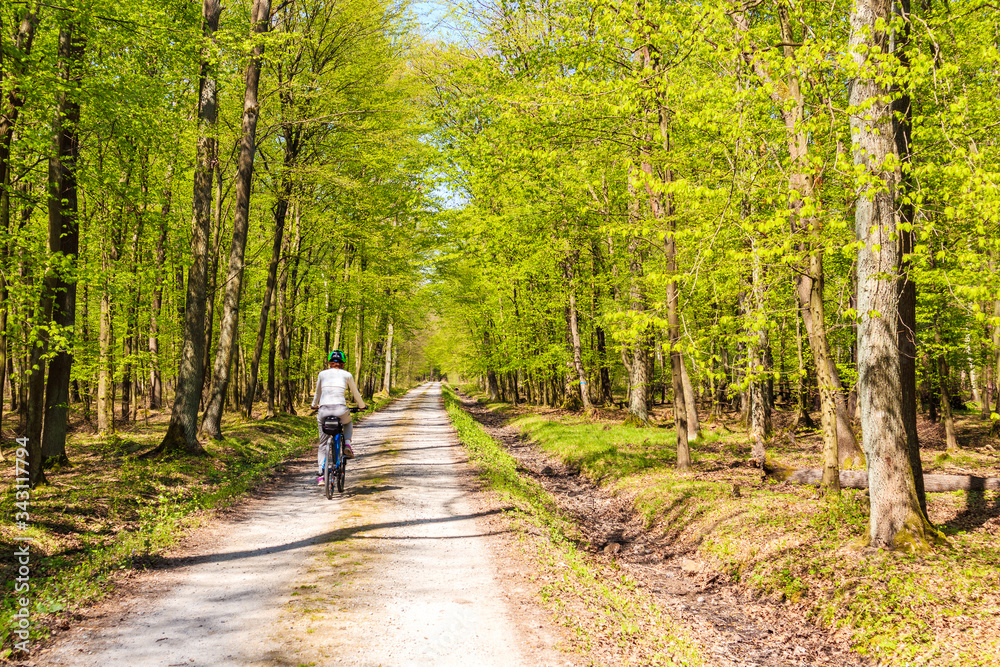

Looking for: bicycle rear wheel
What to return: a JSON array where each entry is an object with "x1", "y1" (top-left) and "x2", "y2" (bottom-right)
[
  {"x1": 324, "y1": 438, "x2": 335, "y2": 500},
  {"x1": 337, "y1": 461, "x2": 346, "y2": 493}
]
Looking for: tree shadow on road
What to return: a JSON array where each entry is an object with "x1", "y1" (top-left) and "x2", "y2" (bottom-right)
[{"x1": 149, "y1": 507, "x2": 514, "y2": 569}]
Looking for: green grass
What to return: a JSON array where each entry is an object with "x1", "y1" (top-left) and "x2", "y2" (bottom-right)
[
  {"x1": 510, "y1": 414, "x2": 725, "y2": 482},
  {"x1": 0, "y1": 390, "x2": 401, "y2": 657},
  {"x1": 442, "y1": 385, "x2": 704, "y2": 666},
  {"x1": 464, "y1": 392, "x2": 1000, "y2": 667}
]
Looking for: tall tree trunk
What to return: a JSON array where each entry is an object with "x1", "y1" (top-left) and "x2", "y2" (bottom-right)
[
  {"x1": 25, "y1": 292, "x2": 51, "y2": 486},
  {"x1": 564, "y1": 258, "x2": 592, "y2": 412},
  {"x1": 39, "y1": 22, "x2": 83, "y2": 465},
  {"x1": 680, "y1": 355, "x2": 700, "y2": 442},
  {"x1": 121, "y1": 202, "x2": 143, "y2": 425},
  {"x1": 484, "y1": 329, "x2": 500, "y2": 401},
  {"x1": 748, "y1": 238, "x2": 772, "y2": 457},
  {"x1": 792, "y1": 306, "x2": 816, "y2": 429},
  {"x1": 655, "y1": 137, "x2": 689, "y2": 465},
  {"x1": 148, "y1": 164, "x2": 172, "y2": 410},
  {"x1": 850, "y1": 0, "x2": 934, "y2": 547},
  {"x1": 625, "y1": 235, "x2": 650, "y2": 424},
  {"x1": 934, "y1": 318, "x2": 959, "y2": 453},
  {"x1": 201, "y1": 0, "x2": 272, "y2": 438},
  {"x1": 200, "y1": 162, "x2": 225, "y2": 401},
  {"x1": 891, "y1": 0, "x2": 926, "y2": 513},
  {"x1": 590, "y1": 239, "x2": 614, "y2": 406},
  {"x1": 152, "y1": 0, "x2": 222, "y2": 457},
  {"x1": 97, "y1": 261, "x2": 113, "y2": 434},
  {"x1": 666, "y1": 259, "x2": 689, "y2": 469},
  {"x1": 806, "y1": 270, "x2": 841, "y2": 492},
  {"x1": 991, "y1": 298, "x2": 1000, "y2": 433},
  {"x1": 267, "y1": 298, "x2": 278, "y2": 417},
  {"x1": 0, "y1": 290, "x2": 7, "y2": 434},
  {"x1": 279, "y1": 204, "x2": 301, "y2": 414}
]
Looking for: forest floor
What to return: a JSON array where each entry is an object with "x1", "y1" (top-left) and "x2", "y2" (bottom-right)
[{"x1": 448, "y1": 387, "x2": 1000, "y2": 667}]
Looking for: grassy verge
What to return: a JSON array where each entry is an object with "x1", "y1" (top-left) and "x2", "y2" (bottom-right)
[
  {"x1": 465, "y1": 393, "x2": 1000, "y2": 667},
  {"x1": 0, "y1": 390, "x2": 401, "y2": 657},
  {"x1": 441, "y1": 385, "x2": 703, "y2": 666}
]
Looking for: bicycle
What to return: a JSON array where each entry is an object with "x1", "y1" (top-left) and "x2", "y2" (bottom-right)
[{"x1": 320, "y1": 407, "x2": 361, "y2": 499}]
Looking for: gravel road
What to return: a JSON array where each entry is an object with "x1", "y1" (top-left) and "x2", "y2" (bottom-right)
[{"x1": 42, "y1": 383, "x2": 548, "y2": 667}]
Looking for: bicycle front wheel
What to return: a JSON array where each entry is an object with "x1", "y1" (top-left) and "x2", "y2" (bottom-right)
[{"x1": 337, "y1": 462, "x2": 346, "y2": 493}]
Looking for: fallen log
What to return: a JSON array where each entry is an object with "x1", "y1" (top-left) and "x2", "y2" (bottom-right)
[{"x1": 773, "y1": 468, "x2": 1000, "y2": 492}]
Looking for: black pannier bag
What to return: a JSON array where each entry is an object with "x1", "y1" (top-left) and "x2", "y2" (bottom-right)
[{"x1": 321, "y1": 416, "x2": 342, "y2": 435}]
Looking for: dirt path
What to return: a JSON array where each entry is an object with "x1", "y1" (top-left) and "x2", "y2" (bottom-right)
[{"x1": 40, "y1": 384, "x2": 566, "y2": 667}]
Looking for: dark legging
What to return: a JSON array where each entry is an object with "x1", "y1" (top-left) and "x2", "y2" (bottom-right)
[{"x1": 316, "y1": 403, "x2": 353, "y2": 470}]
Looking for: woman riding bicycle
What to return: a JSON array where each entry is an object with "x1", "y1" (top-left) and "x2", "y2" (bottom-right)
[{"x1": 311, "y1": 350, "x2": 367, "y2": 485}]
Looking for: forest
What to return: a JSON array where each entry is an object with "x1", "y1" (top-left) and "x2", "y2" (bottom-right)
[
  {"x1": 1, "y1": 0, "x2": 999, "y2": 598},
  {"x1": 423, "y1": 0, "x2": 1000, "y2": 552},
  {"x1": 1, "y1": 0, "x2": 435, "y2": 479}
]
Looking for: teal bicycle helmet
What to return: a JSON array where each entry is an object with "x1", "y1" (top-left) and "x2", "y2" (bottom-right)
[{"x1": 327, "y1": 350, "x2": 346, "y2": 364}]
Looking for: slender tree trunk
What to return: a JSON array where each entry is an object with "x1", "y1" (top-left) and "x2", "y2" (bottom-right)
[
  {"x1": 792, "y1": 307, "x2": 816, "y2": 429},
  {"x1": 992, "y1": 298, "x2": 1000, "y2": 432},
  {"x1": 0, "y1": 294, "x2": 7, "y2": 435},
  {"x1": 278, "y1": 205, "x2": 300, "y2": 414},
  {"x1": 148, "y1": 164, "x2": 172, "y2": 410},
  {"x1": 121, "y1": 205, "x2": 143, "y2": 425},
  {"x1": 25, "y1": 292, "x2": 51, "y2": 486},
  {"x1": 564, "y1": 258, "x2": 592, "y2": 412},
  {"x1": 667, "y1": 272, "x2": 689, "y2": 469},
  {"x1": 382, "y1": 318, "x2": 394, "y2": 395},
  {"x1": 354, "y1": 302, "x2": 365, "y2": 384},
  {"x1": 242, "y1": 194, "x2": 288, "y2": 418},
  {"x1": 934, "y1": 318, "x2": 959, "y2": 453},
  {"x1": 748, "y1": 237, "x2": 772, "y2": 455},
  {"x1": 652, "y1": 188, "x2": 689, "y2": 463},
  {"x1": 201, "y1": 0, "x2": 272, "y2": 437},
  {"x1": 152, "y1": 0, "x2": 222, "y2": 456},
  {"x1": 97, "y1": 263, "x2": 113, "y2": 434},
  {"x1": 625, "y1": 236, "x2": 650, "y2": 424},
  {"x1": 484, "y1": 329, "x2": 500, "y2": 401},
  {"x1": 850, "y1": 0, "x2": 934, "y2": 547},
  {"x1": 0, "y1": 5, "x2": 39, "y2": 228},
  {"x1": 590, "y1": 239, "x2": 614, "y2": 406},
  {"x1": 267, "y1": 298, "x2": 278, "y2": 417},
  {"x1": 200, "y1": 163, "x2": 225, "y2": 401},
  {"x1": 680, "y1": 355, "x2": 700, "y2": 441},
  {"x1": 639, "y1": 71, "x2": 687, "y2": 459},
  {"x1": 807, "y1": 259, "x2": 841, "y2": 492}
]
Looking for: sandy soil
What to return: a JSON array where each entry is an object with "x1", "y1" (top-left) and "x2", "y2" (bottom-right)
[{"x1": 37, "y1": 383, "x2": 569, "y2": 667}]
